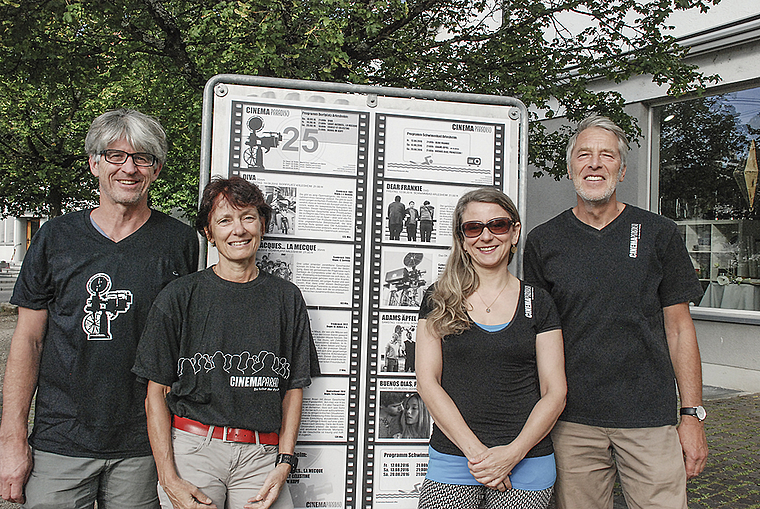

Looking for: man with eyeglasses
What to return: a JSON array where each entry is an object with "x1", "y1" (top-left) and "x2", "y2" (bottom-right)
[
  {"x1": 0, "y1": 109, "x2": 198, "y2": 508},
  {"x1": 523, "y1": 114, "x2": 707, "y2": 509}
]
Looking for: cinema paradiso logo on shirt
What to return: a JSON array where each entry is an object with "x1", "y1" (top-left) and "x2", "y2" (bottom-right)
[{"x1": 177, "y1": 350, "x2": 290, "y2": 391}]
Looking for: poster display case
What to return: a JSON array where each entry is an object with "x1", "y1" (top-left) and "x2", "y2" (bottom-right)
[{"x1": 200, "y1": 75, "x2": 527, "y2": 509}]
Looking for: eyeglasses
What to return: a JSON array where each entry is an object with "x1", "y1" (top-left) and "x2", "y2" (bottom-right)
[
  {"x1": 100, "y1": 149, "x2": 157, "y2": 167},
  {"x1": 460, "y1": 217, "x2": 516, "y2": 238}
]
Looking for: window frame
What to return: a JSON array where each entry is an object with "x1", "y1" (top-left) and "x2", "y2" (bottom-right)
[{"x1": 649, "y1": 86, "x2": 760, "y2": 324}]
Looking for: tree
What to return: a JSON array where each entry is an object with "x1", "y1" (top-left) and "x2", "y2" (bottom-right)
[{"x1": 0, "y1": 0, "x2": 720, "y2": 219}]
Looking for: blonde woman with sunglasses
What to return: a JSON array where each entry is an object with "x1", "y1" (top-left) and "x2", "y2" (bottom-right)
[{"x1": 416, "y1": 188, "x2": 566, "y2": 509}]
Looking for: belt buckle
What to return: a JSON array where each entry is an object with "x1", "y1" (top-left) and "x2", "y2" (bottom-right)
[{"x1": 222, "y1": 426, "x2": 234, "y2": 442}]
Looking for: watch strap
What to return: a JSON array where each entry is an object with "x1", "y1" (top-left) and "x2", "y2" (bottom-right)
[
  {"x1": 680, "y1": 406, "x2": 706, "y2": 421},
  {"x1": 275, "y1": 453, "x2": 298, "y2": 470}
]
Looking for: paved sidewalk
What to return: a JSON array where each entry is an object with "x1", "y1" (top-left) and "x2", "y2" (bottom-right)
[{"x1": 686, "y1": 388, "x2": 760, "y2": 508}]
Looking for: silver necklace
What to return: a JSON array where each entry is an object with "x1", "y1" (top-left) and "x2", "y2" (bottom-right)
[{"x1": 476, "y1": 278, "x2": 510, "y2": 313}]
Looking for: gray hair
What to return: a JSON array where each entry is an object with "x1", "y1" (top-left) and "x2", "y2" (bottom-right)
[
  {"x1": 85, "y1": 109, "x2": 168, "y2": 165},
  {"x1": 566, "y1": 114, "x2": 629, "y2": 172}
]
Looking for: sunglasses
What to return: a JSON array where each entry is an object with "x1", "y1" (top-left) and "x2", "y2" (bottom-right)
[{"x1": 460, "y1": 217, "x2": 516, "y2": 238}]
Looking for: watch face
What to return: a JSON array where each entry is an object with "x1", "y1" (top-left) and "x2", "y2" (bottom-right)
[{"x1": 681, "y1": 406, "x2": 707, "y2": 421}]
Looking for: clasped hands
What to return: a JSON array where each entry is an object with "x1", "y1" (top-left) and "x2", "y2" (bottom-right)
[{"x1": 468, "y1": 445, "x2": 522, "y2": 492}]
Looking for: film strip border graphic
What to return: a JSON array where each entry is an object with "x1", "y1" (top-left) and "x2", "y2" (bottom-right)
[
  {"x1": 363, "y1": 113, "x2": 505, "y2": 508},
  {"x1": 230, "y1": 101, "x2": 243, "y2": 172},
  {"x1": 364, "y1": 112, "x2": 388, "y2": 509},
  {"x1": 343, "y1": 111, "x2": 369, "y2": 509},
  {"x1": 494, "y1": 122, "x2": 506, "y2": 184}
]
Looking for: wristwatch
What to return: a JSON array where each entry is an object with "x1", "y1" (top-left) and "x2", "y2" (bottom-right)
[
  {"x1": 275, "y1": 453, "x2": 298, "y2": 470},
  {"x1": 680, "y1": 406, "x2": 707, "y2": 422}
]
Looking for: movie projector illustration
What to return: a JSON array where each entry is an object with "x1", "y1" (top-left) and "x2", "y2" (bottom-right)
[
  {"x1": 244, "y1": 116, "x2": 282, "y2": 170},
  {"x1": 81, "y1": 273, "x2": 132, "y2": 340},
  {"x1": 384, "y1": 253, "x2": 427, "y2": 307}
]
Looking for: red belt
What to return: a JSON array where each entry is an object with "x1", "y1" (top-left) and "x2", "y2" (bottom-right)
[{"x1": 172, "y1": 416, "x2": 279, "y2": 445}]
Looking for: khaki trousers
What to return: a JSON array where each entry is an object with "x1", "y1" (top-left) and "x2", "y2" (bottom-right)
[
  {"x1": 552, "y1": 421, "x2": 687, "y2": 509},
  {"x1": 159, "y1": 428, "x2": 293, "y2": 509},
  {"x1": 24, "y1": 450, "x2": 159, "y2": 509}
]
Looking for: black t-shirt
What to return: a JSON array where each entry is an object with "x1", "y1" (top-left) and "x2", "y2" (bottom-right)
[
  {"x1": 523, "y1": 206, "x2": 703, "y2": 428},
  {"x1": 418, "y1": 281, "x2": 561, "y2": 458},
  {"x1": 11, "y1": 209, "x2": 199, "y2": 458},
  {"x1": 133, "y1": 268, "x2": 320, "y2": 432}
]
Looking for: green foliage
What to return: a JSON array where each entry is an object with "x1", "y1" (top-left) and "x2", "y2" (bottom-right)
[{"x1": 0, "y1": 0, "x2": 720, "y2": 218}]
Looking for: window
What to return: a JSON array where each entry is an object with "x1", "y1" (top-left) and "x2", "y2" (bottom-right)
[{"x1": 656, "y1": 86, "x2": 760, "y2": 313}]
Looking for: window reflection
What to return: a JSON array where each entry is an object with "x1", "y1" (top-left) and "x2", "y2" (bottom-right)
[{"x1": 657, "y1": 87, "x2": 760, "y2": 311}]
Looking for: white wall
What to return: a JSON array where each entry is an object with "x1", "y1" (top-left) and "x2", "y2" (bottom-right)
[
  {"x1": 0, "y1": 218, "x2": 18, "y2": 264},
  {"x1": 538, "y1": 3, "x2": 760, "y2": 117},
  {"x1": 665, "y1": 0, "x2": 759, "y2": 38},
  {"x1": 695, "y1": 320, "x2": 760, "y2": 393},
  {"x1": 554, "y1": 0, "x2": 758, "y2": 40}
]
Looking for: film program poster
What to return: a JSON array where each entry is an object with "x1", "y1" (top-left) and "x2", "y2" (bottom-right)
[
  {"x1": 378, "y1": 114, "x2": 504, "y2": 186},
  {"x1": 228, "y1": 100, "x2": 368, "y2": 177},
  {"x1": 213, "y1": 91, "x2": 513, "y2": 509},
  {"x1": 221, "y1": 98, "x2": 369, "y2": 509},
  {"x1": 367, "y1": 113, "x2": 506, "y2": 508},
  {"x1": 371, "y1": 378, "x2": 431, "y2": 507}
]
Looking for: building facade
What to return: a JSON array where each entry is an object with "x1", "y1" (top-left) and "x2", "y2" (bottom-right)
[{"x1": 0, "y1": 216, "x2": 43, "y2": 266}]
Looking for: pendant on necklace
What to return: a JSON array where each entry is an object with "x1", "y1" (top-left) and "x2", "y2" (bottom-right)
[{"x1": 477, "y1": 278, "x2": 510, "y2": 315}]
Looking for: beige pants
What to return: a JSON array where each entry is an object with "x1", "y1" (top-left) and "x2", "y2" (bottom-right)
[
  {"x1": 552, "y1": 421, "x2": 687, "y2": 509},
  {"x1": 159, "y1": 428, "x2": 293, "y2": 509},
  {"x1": 24, "y1": 451, "x2": 159, "y2": 509}
]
